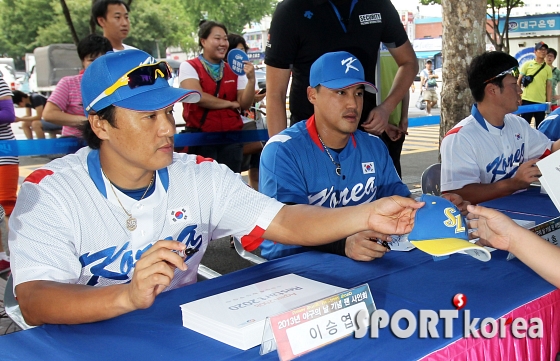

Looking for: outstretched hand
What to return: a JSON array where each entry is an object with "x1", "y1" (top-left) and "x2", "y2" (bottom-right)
[
  {"x1": 467, "y1": 205, "x2": 518, "y2": 251},
  {"x1": 367, "y1": 196, "x2": 424, "y2": 235}
]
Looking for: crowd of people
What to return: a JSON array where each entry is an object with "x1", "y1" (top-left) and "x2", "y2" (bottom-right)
[{"x1": 0, "y1": 0, "x2": 560, "y2": 332}]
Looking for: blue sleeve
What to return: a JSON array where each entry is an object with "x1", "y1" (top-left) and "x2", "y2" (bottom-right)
[
  {"x1": 259, "y1": 139, "x2": 309, "y2": 205},
  {"x1": 538, "y1": 110, "x2": 560, "y2": 141}
]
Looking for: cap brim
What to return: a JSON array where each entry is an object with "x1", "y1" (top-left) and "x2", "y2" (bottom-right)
[
  {"x1": 321, "y1": 79, "x2": 378, "y2": 94},
  {"x1": 410, "y1": 238, "x2": 491, "y2": 262},
  {"x1": 114, "y1": 87, "x2": 201, "y2": 112}
]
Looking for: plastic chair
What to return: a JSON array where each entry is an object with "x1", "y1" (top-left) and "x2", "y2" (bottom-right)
[
  {"x1": 233, "y1": 237, "x2": 266, "y2": 265},
  {"x1": 3, "y1": 274, "x2": 33, "y2": 330},
  {"x1": 197, "y1": 264, "x2": 222, "y2": 281},
  {"x1": 421, "y1": 163, "x2": 441, "y2": 196}
]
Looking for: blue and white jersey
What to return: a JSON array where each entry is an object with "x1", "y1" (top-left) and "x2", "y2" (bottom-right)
[
  {"x1": 538, "y1": 107, "x2": 560, "y2": 141},
  {"x1": 9, "y1": 148, "x2": 283, "y2": 293},
  {"x1": 441, "y1": 104, "x2": 553, "y2": 192},
  {"x1": 259, "y1": 115, "x2": 410, "y2": 260}
]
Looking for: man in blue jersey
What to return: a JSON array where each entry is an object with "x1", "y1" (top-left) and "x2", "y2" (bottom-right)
[{"x1": 260, "y1": 51, "x2": 412, "y2": 261}]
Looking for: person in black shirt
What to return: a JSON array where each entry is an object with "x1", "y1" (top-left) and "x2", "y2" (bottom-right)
[
  {"x1": 265, "y1": 0, "x2": 418, "y2": 152},
  {"x1": 12, "y1": 90, "x2": 61, "y2": 139}
]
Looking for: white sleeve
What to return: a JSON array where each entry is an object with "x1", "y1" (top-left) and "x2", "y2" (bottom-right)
[
  {"x1": 526, "y1": 125, "x2": 554, "y2": 159},
  {"x1": 9, "y1": 183, "x2": 82, "y2": 291},
  {"x1": 440, "y1": 132, "x2": 482, "y2": 192},
  {"x1": 178, "y1": 62, "x2": 199, "y2": 83},
  {"x1": 237, "y1": 74, "x2": 248, "y2": 90},
  {"x1": 199, "y1": 161, "x2": 284, "y2": 249}
]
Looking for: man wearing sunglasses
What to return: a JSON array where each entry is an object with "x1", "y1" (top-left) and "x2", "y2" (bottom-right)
[
  {"x1": 8, "y1": 49, "x2": 422, "y2": 326},
  {"x1": 440, "y1": 51, "x2": 560, "y2": 205},
  {"x1": 517, "y1": 42, "x2": 553, "y2": 128}
]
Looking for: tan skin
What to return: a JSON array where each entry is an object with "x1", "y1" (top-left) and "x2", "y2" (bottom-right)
[
  {"x1": 468, "y1": 204, "x2": 560, "y2": 288},
  {"x1": 447, "y1": 74, "x2": 560, "y2": 204},
  {"x1": 14, "y1": 97, "x2": 46, "y2": 139},
  {"x1": 266, "y1": 41, "x2": 417, "y2": 137},
  {"x1": 180, "y1": 26, "x2": 255, "y2": 112},
  {"x1": 97, "y1": 3, "x2": 130, "y2": 50},
  {"x1": 308, "y1": 84, "x2": 467, "y2": 261},
  {"x1": 43, "y1": 54, "x2": 104, "y2": 128},
  {"x1": 15, "y1": 104, "x2": 425, "y2": 325}
]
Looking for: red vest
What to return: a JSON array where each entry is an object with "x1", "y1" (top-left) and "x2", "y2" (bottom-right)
[{"x1": 182, "y1": 58, "x2": 242, "y2": 132}]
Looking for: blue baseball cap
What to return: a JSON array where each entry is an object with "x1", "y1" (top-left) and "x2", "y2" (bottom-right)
[
  {"x1": 408, "y1": 194, "x2": 491, "y2": 262},
  {"x1": 309, "y1": 51, "x2": 377, "y2": 94},
  {"x1": 81, "y1": 49, "x2": 200, "y2": 116}
]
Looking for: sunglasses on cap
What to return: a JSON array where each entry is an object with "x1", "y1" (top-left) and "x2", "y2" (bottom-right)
[
  {"x1": 85, "y1": 61, "x2": 173, "y2": 112},
  {"x1": 483, "y1": 66, "x2": 520, "y2": 84}
]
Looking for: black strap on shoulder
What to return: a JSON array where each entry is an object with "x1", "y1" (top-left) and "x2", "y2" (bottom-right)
[{"x1": 198, "y1": 79, "x2": 222, "y2": 130}]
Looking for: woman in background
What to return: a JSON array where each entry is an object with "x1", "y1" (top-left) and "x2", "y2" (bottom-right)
[{"x1": 179, "y1": 21, "x2": 255, "y2": 173}]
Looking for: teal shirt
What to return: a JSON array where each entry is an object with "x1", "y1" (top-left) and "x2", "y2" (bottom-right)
[{"x1": 552, "y1": 67, "x2": 560, "y2": 105}]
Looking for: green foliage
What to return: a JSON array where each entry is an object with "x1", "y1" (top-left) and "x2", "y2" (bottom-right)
[
  {"x1": 183, "y1": 0, "x2": 276, "y2": 52},
  {"x1": 0, "y1": 0, "x2": 274, "y2": 67}
]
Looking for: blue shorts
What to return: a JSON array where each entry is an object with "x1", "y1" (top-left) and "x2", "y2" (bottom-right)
[{"x1": 40, "y1": 119, "x2": 62, "y2": 131}]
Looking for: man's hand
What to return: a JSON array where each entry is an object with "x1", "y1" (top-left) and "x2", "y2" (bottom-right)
[
  {"x1": 125, "y1": 240, "x2": 187, "y2": 310},
  {"x1": 361, "y1": 105, "x2": 390, "y2": 136},
  {"x1": 511, "y1": 159, "x2": 541, "y2": 190},
  {"x1": 367, "y1": 196, "x2": 424, "y2": 235},
  {"x1": 467, "y1": 204, "x2": 518, "y2": 251},
  {"x1": 345, "y1": 231, "x2": 391, "y2": 261},
  {"x1": 385, "y1": 124, "x2": 404, "y2": 141},
  {"x1": 441, "y1": 193, "x2": 470, "y2": 216}
]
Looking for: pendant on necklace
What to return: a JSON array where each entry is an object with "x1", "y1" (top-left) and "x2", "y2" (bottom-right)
[
  {"x1": 335, "y1": 166, "x2": 341, "y2": 176},
  {"x1": 126, "y1": 216, "x2": 137, "y2": 231}
]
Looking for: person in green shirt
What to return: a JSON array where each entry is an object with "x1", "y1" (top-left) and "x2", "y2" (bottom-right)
[
  {"x1": 545, "y1": 48, "x2": 560, "y2": 107},
  {"x1": 517, "y1": 41, "x2": 552, "y2": 127}
]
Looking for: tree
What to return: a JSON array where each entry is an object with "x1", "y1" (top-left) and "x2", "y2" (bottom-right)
[
  {"x1": 420, "y1": 0, "x2": 524, "y2": 54},
  {"x1": 182, "y1": 0, "x2": 276, "y2": 53},
  {"x1": 486, "y1": 0, "x2": 524, "y2": 53},
  {"x1": 439, "y1": 0, "x2": 486, "y2": 143},
  {"x1": 0, "y1": 0, "x2": 193, "y2": 63}
]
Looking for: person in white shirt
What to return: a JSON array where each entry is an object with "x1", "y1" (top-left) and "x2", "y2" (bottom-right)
[
  {"x1": 441, "y1": 51, "x2": 560, "y2": 204},
  {"x1": 92, "y1": 0, "x2": 135, "y2": 51},
  {"x1": 9, "y1": 49, "x2": 423, "y2": 326}
]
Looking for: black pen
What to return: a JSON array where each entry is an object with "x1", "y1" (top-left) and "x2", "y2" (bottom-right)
[
  {"x1": 173, "y1": 247, "x2": 199, "y2": 258},
  {"x1": 373, "y1": 238, "x2": 391, "y2": 250}
]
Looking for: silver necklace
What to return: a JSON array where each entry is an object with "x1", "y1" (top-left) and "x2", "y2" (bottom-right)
[
  {"x1": 102, "y1": 170, "x2": 155, "y2": 231},
  {"x1": 317, "y1": 133, "x2": 341, "y2": 176}
]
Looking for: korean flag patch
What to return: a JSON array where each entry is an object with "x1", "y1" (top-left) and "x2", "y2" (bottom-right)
[
  {"x1": 362, "y1": 162, "x2": 375, "y2": 174},
  {"x1": 168, "y1": 207, "x2": 191, "y2": 225}
]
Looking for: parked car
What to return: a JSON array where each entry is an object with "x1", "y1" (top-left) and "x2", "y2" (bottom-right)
[{"x1": 0, "y1": 64, "x2": 18, "y2": 90}]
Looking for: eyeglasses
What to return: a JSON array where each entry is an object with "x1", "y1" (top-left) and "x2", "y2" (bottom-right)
[
  {"x1": 85, "y1": 61, "x2": 173, "y2": 112},
  {"x1": 483, "y1": 66, "x2": 520, "y2": 84}
]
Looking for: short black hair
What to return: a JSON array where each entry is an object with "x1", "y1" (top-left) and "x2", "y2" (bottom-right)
[
  {"x1": 81, "y1": 105, "x2": 118, "y2": 149},
  {"x1": 92, "y1": 0, "x2": 130, "y2": 26},
  {"x1": 467, "y1": 51, "x2": 519, "y2": 102},
  {"x1": 11, "y1": 90, "x2": 28, "y2": 104},
  {"x1": 227, "y1": 33, "x2": 248, "y2": 54},
  {"x1": 198, "y1": 20, "x2": 228, "y2": 49},
  {"x1": 547, "y1": 48, "x2": 558, "y2": 59},
  {"x1": 77, "y1": 34, "x2": 113, "y2": 62}
]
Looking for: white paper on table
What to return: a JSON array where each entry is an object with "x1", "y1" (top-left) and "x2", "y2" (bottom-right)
[
  {"x1": 537, "y1": 151, "x2": 560, "y2": 212},
  {"x1": 389, "y1": 234, "x2": 416, "y2": 251}
]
